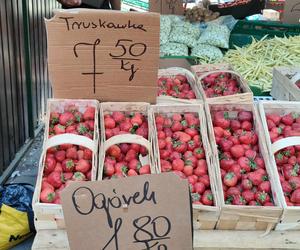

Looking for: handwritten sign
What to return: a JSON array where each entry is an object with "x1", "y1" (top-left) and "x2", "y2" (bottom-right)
[
  {"x1": 283, "y1": 0, "x2": 300, "y2": 24},
  {"x1": 46, "y1": 10, "x2": 159, "y2": 103},
  {"x1": 61, "y1": 173, "x2": 193, "y2": 250}
]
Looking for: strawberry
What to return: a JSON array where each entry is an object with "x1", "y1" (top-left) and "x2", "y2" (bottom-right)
[
  {"x1": 108, "y1": 145, "x2": 121, "y2": 158},
  {"x1": 54, "y1": 162, "x2": 63, "y2": 172},
  {"x1": 238, "y1": 111, "x2": 252, "y2": 122},
  {"x1": 40, "y1": 188, "x2": 56, "y2": 203},
  {"x1": 74, "y1": 111, "x2": 83, "y2": 123},
  {"x1": 128, "y1": 169, "x2": 138, "y2": 176},
  {"x1": 44, "y1": 156, "x2": 56, "y2": 175},
  {"x1": 47, "y1": 171, "x2": 63, "y2": 188},
  {"x1": 83, "y1": 106, "x2": 95, "y2": 121},
  {"x1": 66, "y1": 147, "x2": 78, "y2": 160},
  {"x1": 129, "y1": 159, "x2": 141, "y2": 171},
  {"x1": 112, "y1": 111, "x2": 125, "y2": 123},
  {"x1": 281, "y1": 113, "x2": 295, "y2": 126},
  {"x1": 72, "y1": 172, "x2": 86, "y2": 181},
  {"x1": 77, "y1": 122, "x2": 89, "y2": 135},
  {"x1": 59, "y1": 112, "x2": 75, "y2": 126},
  {"x1": 104, "y1": 116, "x2": 116, "y2": 129},
  {"x1": 50, "y1": 112, "x2": 60, "y2": 125},
  {"x1": 291, "y1": 188, "x2": 300, "y2": 203},
  {"x1": 224, "y1": 172, "x2": 238, "y2": 187},
  {"x1": 201, "y1": 190, "x2": 213, "y2": 206},
  {"x1": 63, "y1": 172, "x2": 73, "y2": 181},
  {"x1": 53, "y1": 124, "x2": 66, "y2": 135},
  {"x1": 83, "y1": 149, "x2": 93, "y2": 160},
  {"x1": 139, "y1": 165, "x2": 151, "y2": 175},
  {"x1": 75, "y1": 159, "x2": 91, "y2": 173},
  {"x1": 42, "y1": 181, "x2": 54, "y2": 191},
  {"x1": 255, "y1": 191, "x2": 271, "y2": 205},
  {"x1": 62, "y1": 159, "x2": 75, "y2": 172}
]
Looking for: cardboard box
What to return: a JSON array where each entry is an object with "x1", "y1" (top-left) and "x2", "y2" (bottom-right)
[
  {"x1": 46, "y1": 9, "x2": 159, "y2": 103},
  {"x1": 121, "y1": 0, "x2": 184, "y2": 14},
  {"x1": 283, "y1": 0, "x2": 300, "y2": 24}
]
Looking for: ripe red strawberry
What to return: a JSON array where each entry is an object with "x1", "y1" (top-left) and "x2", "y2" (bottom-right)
[
  {"x1": 66, "y1": 147, "x2": 78, "y2": 160},
  {"x1": 74, "y1": 111, "x2": 83, "y2": 123},
  {"x1": 104, "y1": 163, "x2": 115, "y2": 176},
  {"x1": 53, "y1": 124, "x2": 66, "y2": 135},
  {"x1": 255, "y1": 191, "x2": 271, "y2": 205},
  {"x1": 139, "y1": 165, "x2": 150, "y2": 175},
  {"x1": 50, "y1": 112, "x2": 60, "y2": 125},
  {"x1": 62, "y1": 159, "x2": 75, "y2": 172},
  {"x1": 238, "y1": 111, "x2": 252, "y2": 122},
  {"x1": 77, "y1": 122, "x2": 89, "y2": 135},
  {"x1": 224, "y1": 172, "x2": 238, "y2": 187},
  {"x1": 47, "y1": 171, "x2": 63, "y2": 188},
  {"x1": 40, "y1": 188, "x2": 56, "y2": 203},
  {"x1": 242, "y1": 190, "x2": 255, "y2": 203},
  {"x1": 75, "y1": 159, "x2": 91, "y2": 173},
  {"x1": 230, "y1": 145, "x2": 245, "y2": 159},
  {"x1": 128, "y1": 169, "x2": 138, "y2": 176},
  {"x1": 201, "y1": 190, "x2": 213, "y2": 206},
  {"x1": 63, "y1": 172, "x2": 73, "y2": 181},
  {"x1": 44, "y1": 156, "x2": 56, "y2": 175},
  {"x1": 42, "y1": 181, "x2": 54, "y2": 191},
  {"x1": 59, "y1": 112, "x2": 75, "y2": 126},
  {"x1": 291, "y1": 189, "x2": 300, "y2": 203},
  {"x1": 193, "y1": 147, "x2": 205, "y2": 159},
  {"x1": 104, "y1": 116, "x2": 116, "y2": 129},
  {"x1": 112, "y1": 111, "x2": 125, "y2": 123},
  {"x1": 108, "y1": 145, "x2": 121, "y2": 158},
  {"x1": 72, "y1": 172, "x2": 86, "y2": 181},
  {"x1": 83, "y1": 106, "x2": 95, "y2": 121},
  {"x1": 281, "y1": 113, "x2": 295, "y2": 126}
]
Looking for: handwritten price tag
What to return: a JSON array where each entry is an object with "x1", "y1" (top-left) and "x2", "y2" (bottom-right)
[
  {"x1": 61, "y1": 173, "x2": 193, "y2": 250},
  {"x1": 46, "y1": 10, "x2": 159, "y2": 103}
]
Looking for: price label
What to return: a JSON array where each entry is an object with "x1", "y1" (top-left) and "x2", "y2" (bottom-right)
[
  {"x1": 46, "y1": 10, "x2": 159, "y2": 103},
  {"x1": 61, "y1": 173, "x2": 193, "y2": 250}
]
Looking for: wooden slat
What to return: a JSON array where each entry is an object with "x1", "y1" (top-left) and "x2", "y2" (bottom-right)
[{"x1": 32, "y1": 229, "x2": 300, "y2": 250}]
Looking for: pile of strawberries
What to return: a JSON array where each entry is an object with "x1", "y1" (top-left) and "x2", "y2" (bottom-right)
[
  {"x1": 266, "y1": 112, "x2": 300, "y2": 206},
  {"x1": 49, "y1": 104, "x2": 95, "y2": 139},
  {"x1": 212, "y1": 109, "x2": 274, "y2": 206},
  {"x1": 155, "y1": 112, "x2": 214, "y2": 206},
  {"x1": 103, "y1": 144, "x2": 151, "y2": 179},
  {"x1": 40, "y1": 144, "x2": 93, "y2": 204},
  {"x1": 201, "y1": 72, "x2": 242, "y2": 98},
  {"x1": 157, "y1": 74, "x2": 196, "y2": 100},
  {"x1": 104, "y1": 111, "x2": 148, "y2": 139}
]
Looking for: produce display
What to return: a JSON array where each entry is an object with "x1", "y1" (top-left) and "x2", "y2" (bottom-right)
[
  {"x1": 49, "y1": 104, "x2": 96, "y2": 139},
  {"x1": 40, "y1": 144, "x2": 93, "y2": 204},
  {"x1": 265, "y1": 112, "x2": 300, "y2": 206},
  {"x1": 155, "y1": 112, "x2": 214, "y2": 206},
  {"x1": 223, "y1": 36, "x2": 300, "y2": 93},
  {"x1": 157, "y1": 74, "x2": 196, "y2": 100},
  {"x1": 184, "y1": 6, "x2": 220, "y2": 23},
  {"x1": 103, "y1": 144, "x2": 151, "y2": 179},
  {"x1": 212, "y1": 109, "x2": 274, "y2": 206},
  {"x1": 104, "y1": 111, "x2": 148, "y2": 139},
  {"x1": 159, "y1": 15, "x2": 229, "y2": 62},
  {"x1": 201, "y1": 71, "x2": 242, "y2": 97}
]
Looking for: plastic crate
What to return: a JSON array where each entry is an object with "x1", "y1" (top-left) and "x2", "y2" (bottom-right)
[{"x1": 229, "y1": 20, "x2": 300, "y2": 48}]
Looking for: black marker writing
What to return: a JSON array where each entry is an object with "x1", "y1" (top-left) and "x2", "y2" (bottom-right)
[
  {"x1": 109, "y1": 39, "x2": 147, "y2": 81},
  {"x1": 133, "y1": 216, "x2": 171, "y2": 250},
  {"x1": 59, "y1": 17, "x2": 147, "y2": 32},
  {"x1": 71, "y1": 181, "x2": 157, "y2": 228},
  {"x1": 73, "y1": 38, "x2": 103, "y2": 93},
  {"x1": 102, "y1": 218, "x2": 122, "y2": 250}
]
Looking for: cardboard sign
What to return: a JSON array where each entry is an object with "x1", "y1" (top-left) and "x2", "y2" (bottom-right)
[
  {"x1": 46, "y1": 10, "x2": 159, "y2": 103},
  {"x1": 150, "y1": 0, "x2": 184, "y2": 15},
  {"x1": 61, "y1": 173, "x2": 193, "y2": 250},
  {"x1": 283, "y1": 0, "x2": 300, "y2": 24}
]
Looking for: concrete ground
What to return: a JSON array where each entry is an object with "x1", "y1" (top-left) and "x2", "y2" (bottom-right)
[{"x1": 6, "y1": 130, "x2": 44, "y2": 250}]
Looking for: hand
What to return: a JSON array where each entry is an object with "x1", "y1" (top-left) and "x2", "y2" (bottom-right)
[{"x1": 58, "y1": 0, "x2": 82, "y2": 7}]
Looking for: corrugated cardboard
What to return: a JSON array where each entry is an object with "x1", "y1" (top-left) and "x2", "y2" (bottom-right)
[
  {"x1": 283, "y1": 0, "x2": 300, "y2": 24},
  {"x1": 45, "y1": 9, "x2": 159, "y2": 103},
  {"x1": 150, "y1": 0, "x2": 184, "y2": 15},
  {"x1": 61, "y1": 173, "x2": 193, "y2": 250}
]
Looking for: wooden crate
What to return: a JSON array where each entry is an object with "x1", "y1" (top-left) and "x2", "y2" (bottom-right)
[
  {"x1": 197, "y1": 70, "x2": 253, "y2": 104},
  {"x1": 151, "y1": 104, "x2": 220, "y2": 230},
  {"x1": 205, "y1": 102, "x2": 283, "y2": 230},
  {"x1": 258, "y1": 100, "x2": 300, "y2": 230},
  {"x1": 33, "y1": 99, "x2": 99, "y2": 230},
  {"x1": 32, "y1": 229, "x2": 300, "y2": 250},
  {"x1": 98, "y1": 102, "x2": 156, "y2": 180},
  {"x1": 97, "y1": 134, "x2": 157, "y2": 180},
  {"x1": 271, "y1": 67, "x2": 300, "y2": 101},
  {"x1": 157, "y1": 67, "x2": 202, "y2": 104},
  {"x1": 191, "y1": 63, "x2": 232, "y2": 79}
]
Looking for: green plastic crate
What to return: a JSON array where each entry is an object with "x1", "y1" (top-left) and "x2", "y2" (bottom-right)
[{"x1": 229, "y1": 20, "x2": 300, "y2": 48}]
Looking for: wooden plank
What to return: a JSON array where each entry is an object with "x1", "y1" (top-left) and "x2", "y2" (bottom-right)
[{"x1": 32, "y1": 229, "x2": 300, "y2": 250}]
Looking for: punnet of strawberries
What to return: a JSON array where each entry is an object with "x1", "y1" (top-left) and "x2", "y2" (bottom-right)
[
  {"x1": 40, "y1": 144, "x2": 93, "y2": 204},
  {"x1": 104, "y1": 111, "x2": 148, "y2": 139},
  {"x1": 157, "y1": 74, "x2": 196, "y2": 100},
  {"x1": 212, "y1": 109, "x2": 275, "y2": 206},
  {"x1": 201, "y1": 72, "x2": 242, "y2": 98},
  {"x1": 49, "y1": 104, "x2": 96, "y2": 139},
  {"x1": 266, "y1": 112, "x2": 300, "y2": 206},
  {"x1": 155, "y1": 112, "x2": 214, "y2": 206},
  {"x1": 103, "y1": 144, "x2": 151, "y2": 179}
]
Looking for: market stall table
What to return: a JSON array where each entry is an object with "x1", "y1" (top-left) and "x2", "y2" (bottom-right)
[{"x1": 31, "y1": 229, "x2": 300, "y2": 249}]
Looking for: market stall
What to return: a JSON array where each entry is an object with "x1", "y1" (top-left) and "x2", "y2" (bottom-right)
[{"x1": 25, "y1": 1, "x2": 300, "y2": 249}]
